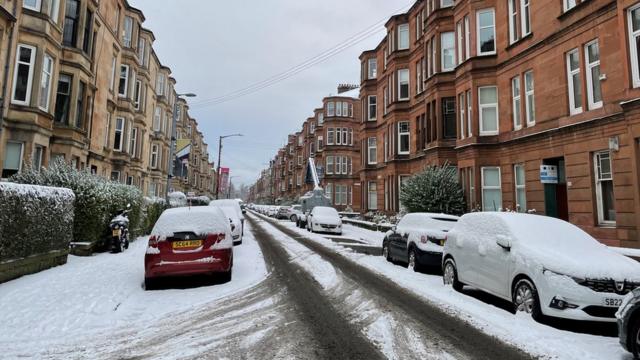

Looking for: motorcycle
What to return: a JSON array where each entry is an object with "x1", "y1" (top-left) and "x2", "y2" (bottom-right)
[{"x1": 109, "y1": 204, "x2": 130, "y2": 253}]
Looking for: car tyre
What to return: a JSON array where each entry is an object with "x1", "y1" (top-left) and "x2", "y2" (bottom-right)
[
  {"x1": 220, "y1": 269, "x2": 232, "y2": 283},
  {"x1": 630, "y1": 316, "x2": 640, "y2": 359},
  {"x1": 408, "y1": 248, "x2": 420, "y2": 272},
  {"x1": 382, "y1": 241, "x2": 391, "y2": 262},
  {"x1": 291, "y1": 215, "x2": 297, "y2": 222},
  {"x1": 443, "y1": 258, "x2": 463, "y2": 292},
  {"x1": 513, "y1": 278, "x2": 542, "y2": 321},
  {"x1": 144, "y1": 278, "x2": 157, "y2": 291}
]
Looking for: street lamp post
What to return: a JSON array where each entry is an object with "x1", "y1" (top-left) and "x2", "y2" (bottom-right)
[
  {"x1": 165, "y1": 93, "x2": 196, "y2": 204},
  {"x1": 227, "y1": 176, "x2": 239, "y2": 199},
  {"x1": 215, "y1": 133, "x2": 243, "y2": 199}
]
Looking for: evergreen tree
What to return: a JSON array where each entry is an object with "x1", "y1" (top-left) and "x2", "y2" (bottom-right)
[{"x1": 399, "y1": 164, "x2": 466, "y2": 215}]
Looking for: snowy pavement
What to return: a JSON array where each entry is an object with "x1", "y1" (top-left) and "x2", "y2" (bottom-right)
[{"x1": 265, "y1": 216, "x2": 629, "y2": 360}]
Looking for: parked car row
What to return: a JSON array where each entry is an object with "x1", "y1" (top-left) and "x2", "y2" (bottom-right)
[
  {"x1": 380, "y1": 211, "x2": 640, "y2": 357},
  {"x1": 144, "y1": 199, "x2": 246, "y2": 290}
]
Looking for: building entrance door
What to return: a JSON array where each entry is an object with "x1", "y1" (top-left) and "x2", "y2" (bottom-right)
[{"x1": 543, "y1": 158, "x2": 569, "y2": 221}]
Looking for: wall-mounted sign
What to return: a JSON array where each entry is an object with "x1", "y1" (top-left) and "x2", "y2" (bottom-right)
[{"x1": 540, "y1": 165, "x2": 558, "y2": 184}]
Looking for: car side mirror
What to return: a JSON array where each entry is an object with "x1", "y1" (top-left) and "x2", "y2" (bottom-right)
[{"x1": 496, "y1": 235, "x2": 512, "y2": 251}]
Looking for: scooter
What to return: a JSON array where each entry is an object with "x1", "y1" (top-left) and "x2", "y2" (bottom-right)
[{"x1": 109, "y1": 205, "x2": 130, "y2": 253}]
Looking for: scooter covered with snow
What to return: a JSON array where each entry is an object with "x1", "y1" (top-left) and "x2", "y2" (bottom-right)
[{"x1": 109, "y1": 205, "x2": 130, "y2": 253}]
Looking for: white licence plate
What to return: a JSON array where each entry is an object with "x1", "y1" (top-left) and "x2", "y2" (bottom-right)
[{"x1": 603, "y1": 298, "x2": 623, "y2": 307}]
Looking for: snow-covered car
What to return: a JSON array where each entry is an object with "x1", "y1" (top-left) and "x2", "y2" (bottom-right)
[
  {"x1": 442, "y1": 212, "x2": 640, "y2": 322},
  {"x1": 276, "y1": 206, "x2": 291, "y2": 219},
  {"x1": 617, "y1": 288, "x2": 640, "y2": 358},
  {"x1": 382, "y1": 213, "x2": 458, "y2": 271},
  {"x1": 210, "y1": 199, "x2": 245, "y2": 240},
  {"x1": 306, "y1": 206, "x2": 342, "y2": 235},
  {"x1": 287, "y1": 205, "x2": 303, "y2": 222},
  {"x1": 212, "y1": 204, "x2": 243, "y2": 245},
  {"x1": 145, "y1": 207, "x2": 233, "y2": 289}
]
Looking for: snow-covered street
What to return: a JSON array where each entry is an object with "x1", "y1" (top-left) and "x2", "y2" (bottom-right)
[{"x1": 0, "y1": 210, "x2": 631, "y2": 359}]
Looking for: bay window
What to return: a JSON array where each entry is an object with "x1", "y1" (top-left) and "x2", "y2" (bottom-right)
[
  {"x1": 368, "y1": 95, "x2": 377, "y2": 121},
  {"x1": 398, "y1": 121, "x2": 410, "y2": 155},
  {"x1": 398, "y1": 69, "x2": 409, "y2": 100},
  {"x1": 150, "y1": 144, "x2": 159, "y2": 168},
  {"x1": 327, "y1": 127, "x2": 335, "y2": 145},
  {"x1": 63, "y1": 0, "x2": 80, "y2": 47},
  {"x1": 368, "y1": 181, "x2": 378, "y2": 210},
  {"x1": 38, "y1": 54, "x2": 54, "y2": 111},
  {"x1": 482, "y1": 167, "x2": 502, "y2": 211},
  {"x1": 477, "y1": 9, "x2": 496, "y2": 55},
  {"x1": 398, "y1": 24, "x2": 410, "y2": 50},
  {"x1": 466, "y1": 90, "x2": 472, "y2": 137},
  {"x1": 12, "y1": 44, "x2": 36, "y2": 105},
  {"x1": 114, "y1": 117, "x2": 124, "y2": 151},
  {"x1": 459, "y1": 93, "x2": 466, "y2": 139},
  {"x1": 368, "y1": 137, "x2": 377, "y2": 165},
  {"x1": 326, "y1": 156, "x2": 334, "y2": 174},
  {"x1": 479, "y1": 86, "x2": 499, "y2": 135},
  {"x1": 368, "y1": 58, "x2": 377, "y2": 79},
  {"x1": 327, "y1": 101, "x2": 335, "y2": 116},
  {"x1": 441, "y1": 32, "x2": 455, "y2": 71},
  {"x1": 118, "y1": 64, "x2": 129, "y2": 97},
  {"x1": 23, "y1": 0, "x2": 41, "y2": 11},
  {"x1": 123, "y1": 16, "x2": 133, "y2": 48},
  {"x1": 54, "y1": 74, "x2": 72, "y2": 123}
]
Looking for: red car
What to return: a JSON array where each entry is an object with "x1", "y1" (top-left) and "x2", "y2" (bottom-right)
[{"x1": 145, "y1": 207, "x2": 233, "y2": 289}]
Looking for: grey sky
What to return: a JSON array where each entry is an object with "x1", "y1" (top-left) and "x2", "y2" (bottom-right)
[{"x1": 129, "y1": 0, "x2": 412, "y2": 186}]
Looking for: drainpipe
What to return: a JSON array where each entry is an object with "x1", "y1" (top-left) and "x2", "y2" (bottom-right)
[{"x1": 0, "y1": 1, "x2": 18, "y2": 133}]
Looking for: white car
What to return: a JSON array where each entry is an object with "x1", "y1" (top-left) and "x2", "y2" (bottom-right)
[
  {"x1": 210, "y1": 199, "x2": 245, "y2": 244},
  {"x1": 442, "y1": 212, "x2": 640, "y2": 322},
  {"x1": 382, "y1": 213, "x2": 458, "y2": 271},
  {"x1": 306, "y1": 206, "x2": 342, "y2": 235},
  {"x1": 287, "y1": 205, "x2": 303, "y2": 222},
  {"x1": 212, "y1": 205, "x2": 243, "y2": 245}
]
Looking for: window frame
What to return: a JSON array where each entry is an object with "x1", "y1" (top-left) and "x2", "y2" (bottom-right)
[
  {"x1": 476, "y1": 8, "x2": 496, "y2": 56},
  {"x1": 118, "y1": 64, "x2": 129, "y2": 98},
  {"x1": 566, "y1": 48, "x2": 583, "y2": 115},
  {"x1": 398, "y1": 23, "x2": 410, "y2": 50},
  {"x1": 23, "y1": 0, "x2": 42, "y2": 11},
  {"x1": 478, "y1": 86, "x2": 499, "y2": 136},
  {"x1": 114, "y1": 117, "x2": 125, "y2": 151},
  {"x1": 398, "y1": 121, "x2": 410, "y2": 155},
  {"x1": 38, "y1": 53, "x2": 54, "y2": 111},
  {"x1": 524, "y1": 70, "x2": 535, "y2": 126},
  {"x1": 398, "y1": 68, "x2": 410, "y2": 101},
  {"x1": 584, "y1": 40, "x2": 603, "y2": 110},
  {"x1": 368, "y1": 181, "x2": 378, "y2": 210},
  {"x1": 368, "y1": 58, "x2": 377, "y2": 79},
  {"x1": 367, "y1": 137, "x2": 377, "y2": 165},
  {"x1": 514, "y1": 164, "x2": 527, "y2": 212},
  {"x1": 628, "y1": 4, "x2": 640, "y2": 88},
  {"x1": 11, "y1": 44, "x2": 37, "y2": 106},
  {"x1": 594, "y1": 151, "x2": 616, "y2": 225},
  {"x1": 481, "y1": 166, "x2": 502, "y2": 211},
  {"x1": 512, "y1": 76, "x2": 522, "y2": 130},
  {"x1": 368, "y1": 95, "x2": 377, "y2": 121},
  {"x1": 441, "y1": 31, "x2": 455, "y2": 72}
]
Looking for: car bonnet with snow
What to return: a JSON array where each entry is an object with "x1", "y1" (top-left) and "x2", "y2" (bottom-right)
[{"x1": 312, "y1": 207, "x2": 341, "y2": 225}]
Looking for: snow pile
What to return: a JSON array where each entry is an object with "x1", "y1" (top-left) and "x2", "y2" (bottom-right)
[
  {"x1": 0, "y1": 182, "x2": 75, "y2": 270},
  {"x1": 151, "y1": 207, "x2": 231, "y2": 240}
]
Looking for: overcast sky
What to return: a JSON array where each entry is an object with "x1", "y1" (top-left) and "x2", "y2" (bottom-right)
[{"x1": 129, "y1": 0, "x2": 412, "y2": 186}]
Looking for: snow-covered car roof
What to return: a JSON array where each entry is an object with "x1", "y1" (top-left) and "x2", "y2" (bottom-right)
[
  {"x1": 151, "y1": 207, "x2": 231, "y2": 239},
  {"x1": 313, "y1": 206, "x2": 339, "y2": 216},
  {"x1": 210, "y1": 199, "x2": 244, "y2": 219}
]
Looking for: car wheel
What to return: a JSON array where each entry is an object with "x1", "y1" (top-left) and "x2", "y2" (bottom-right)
[
  {"x1": 443, "y1": 259, "x2": 463, "y2": 292},
  {"x1": 513, "y1": 278, "x2": 542, "y2": 320},
  {"x1": 631, "y1": 316, "x2": 640, "y2": 359},
  {"x1": 144, "y1": 278, "x2": 156, "y2": 291},
  {"x1": 220, "y1": 269, "x2": 232, "y2": 283},
  {"x1": 408, "y1": 248, "x2": 419, "y2": 272},
  {"x1": 291, "y1": 215, "x2": 297, "y2": 222},
  {"x1": 382, "y1": 241, "x2": 391, "y2": 262}
]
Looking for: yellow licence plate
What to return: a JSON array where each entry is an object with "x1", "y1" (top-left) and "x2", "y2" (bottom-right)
[
  {"x1": 172, "y1": 240, "x2": 202, "y2": 249},
  {"x1": 112, "y1": 229, "x2": 121, "y2": 236}
]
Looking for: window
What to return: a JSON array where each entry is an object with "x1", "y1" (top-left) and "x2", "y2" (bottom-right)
[
  {"x1": 109, "y1": 56, "x2": 116, "y2": 91},
  {"x1": 82, "y1": 9, "x2": 93, "y2": 53},
  {"x1": 104, "y1": 113, "x2": 111, "y2": 148},
  {"x1": 63, "y1": 0, "x2": 80, "y2": 47},
  {"x1": 326, "y1": 183, "x2": 333, "y2": 203},
  {"x1": 398, "y1": 69, "x2": 409, "y2": 100},
  {"x1": 156, "y1": 74, "x2": 165, "y2": 96},
  {"x1": 443, "y1": 98, "x2": 456, "y2": 139},
  {"x1": 477, "y1": 9, "x2": 496, "y2": 55},
  {"x1": 595, "y1": 151, "x2": 616, "y2": 224},
  {"x1": 348, "y1": 128, "x2": 353, "y2": 146},
  {"x1": 123, "y1": 16, "x2": 133, "y2": 48},
  {"x1": 456, "y1": 21, "x2": 464, "y2": 65},
  {"x1": 368, "y1": 58, "x2": 377, "y2": 79},
  {"x1": 521, "y1": 0, "x2": 531, "y2": 36},
  {"x1": 76, "y1": 81, "x2": 85, "y2": 128},
  {"x1": 466, "y1": 90, "x2": 472, "y2": 137},
  {"x1": 133, "y1": 80, "x2": 142, "y2": 110},
  {"x1": 54, "y1": 74, "x2": 72, "y2": 123},
  {"x1": 48, "y1": 0, "x2": 60, "y2": 22},
  {"x1": 585, "y1": 41, "x2": 602, "y2": 109},
  {"x1": 23, "y1": 0, "x2": 41, "y2": 11},
  {"x1": 459, "y1": 93, "x2": 466, "y2": 139},
  {"x1": 12, "y1": 44, "x2": 36, "y2": 105},
  {"x1": 441, "y1": 32, "x2": 455, "y2": 71},
  {"x1": 327, "y1": 128, "x2": 335, "y2": 145},
  {"x1": 524, "y1": 71, "x2": 535, "y2": 125},
  {"x1": 138, "y1": 37, "x2": 146, "y2": 65},
  {"x1": 564, "y1": 0, "x2": 577, "y2": 12},
  {"x1": 129, "y1": 127, "x2": 138, "y2": 157},
  {"x1": 398, "y1": 121, "x2": 410, "y2": 154},
  {"x1": 482, "y1": 167, "x2": 502, "y2": 211},
  {"x1": 566, "y1": 49, "x2": 583, "y2": 115},
  {"x1": 368, "y1": 95, "x2": 377, "y2": 121},
  {"x1": 508, "y1": 0, "x2": 519, "y2": 44},
  {"x1": 629, "y1": 5, "x2": 640, "y2": 88},
  {"x1": 153, "y1": 106, "x2": 161, "y2": 131},
  {"x1": 336, "y1": 101, "x2": 342, "y2": 117},
  {"x1": 512, "y1": 76, "x2": 522, "y2": 129},
  {"x1": 512, "y1": 164, "x2": 527, "y2": 212},
  {"x1": 118, "y1": 65, "x2": 129, "y2": 97},
  {"x1": 114, "y1": 117, "x2": 124, "y2": 151},
  {"x1": 33, "y1": 145, "x2": 44, "y2": 170},
  {"x1": 38, "y1": 54, "x2": 54, "y2": 111},
  {"x1": 441, "y1": 0, "x2": 454, "y2": 7},
  {"x1": 398, "y1": 23, "x2": 409, "y2": 50},
  {"x1": 326, "y1": 156, "x2": 334, "y2": 174},
  {"x1": 368, "y1": 181, "x2": 378, "y2": 210},
  {"x1": 464, "y1": 16, "x2": 470, "y2": 60},
  {"x1": 317, "y1": 136, "x2": 323, "y2": 151},
  {"x1": 368, "y1": 137, "x2": 377, "y2": 164},
  {"x1": 318, "y1": 113, "x2": 324, "y2": 126},
  {"x1": 479, "y1": 86, "x2": 498, "y2": 135},
  {"x1": 327, "y1": 101, "x2": 335, "y2": 117},
  {"x1": 2, "y1": 142, "x2": 24, "y2": 178},
  {"x1": 150, "y1": 144, "x2": 159, "y2": 169},
  {"x1": 310, "y1": 121, "x2": 315, "y2": 134}
]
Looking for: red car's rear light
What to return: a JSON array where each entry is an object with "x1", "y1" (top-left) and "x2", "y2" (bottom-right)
[
  {"x1": 148, "y1": 235, "x2": 158, "y2": 248},
  {"x1": 207, "y1": 233, "x2": 227, "y2": 249}
]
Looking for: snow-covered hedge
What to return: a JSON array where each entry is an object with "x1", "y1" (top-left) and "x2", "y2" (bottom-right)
[
  {"x1": 0, "y1": 182, "x2": 75, "y2": 275},
  {"x1": 141, "y1": 197, "x2": 167, "y2": 235},
  {"x1": 10, "y1": 161, "x2": 143, "y2": 252},
  {"x1": 168, "y1": 191, "x2": 187, "y2": 208}
]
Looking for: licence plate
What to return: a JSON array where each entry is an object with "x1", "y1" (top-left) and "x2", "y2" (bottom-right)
[
  {"x1": 172, "y1": 240, "x2": 202, "y2": 249},
  {"x1": 112, "y1": 229, "x2": 121, "y2": 236},
  {"x1": 603, "y1": 298, "x2": 623, "y2": 307},
  {"x1": 440, "y1": 240, "x2": 445, "y2": 246}
]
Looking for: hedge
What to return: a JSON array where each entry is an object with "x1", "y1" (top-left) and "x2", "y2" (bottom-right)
[
  {"x1": 0, "y1": 182, "x2": 75, "y2": 282},
  {"x1": 142, "y1": 197, "x2": 167, "y2": 235},
  {"x1": 10, "y1": 160, "x2": 143, "y2": 252}
]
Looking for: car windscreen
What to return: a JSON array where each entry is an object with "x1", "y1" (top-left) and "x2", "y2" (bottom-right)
[{"x1": 314, "y1": 207, "x2": 338, "y2": 217}]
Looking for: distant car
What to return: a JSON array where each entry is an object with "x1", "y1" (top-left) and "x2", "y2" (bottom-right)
[
  {"x1": 210, "y1": 199, "x2": 245, "y2": 240},
  {"x1": 276, "y1": 206, "x2": 291, "y2": 219},
  {"x1": 144, "y1": 207, "x2": 233, "y2": 289},
  {"x1": 618, "y1": 289, "x2": 640, "y2": 358},
  {"x1": 212, "y1": 204, "x2": 243, "y2": 245},
  {"x1": 382, "y1": 213, "x2": 458, "y2": 271},
  {"x1": 306, "y1": 206, "x2": 342, "y2": 235},
  {"x1": 287, "y1": 205, "x2": 303, "y2": 222},
  {"x1": 443, "y1": 212, "x2": 640, "y2": 321}
]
